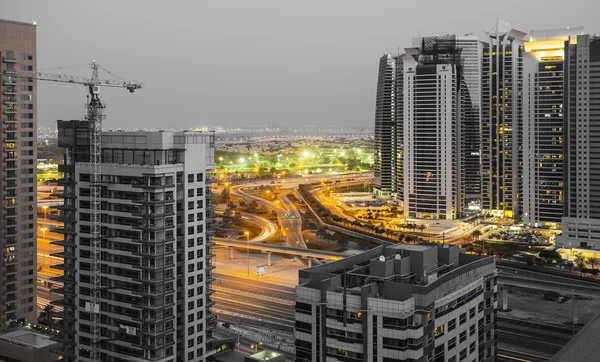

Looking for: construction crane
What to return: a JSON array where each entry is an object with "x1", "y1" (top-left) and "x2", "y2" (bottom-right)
[{"x1": 4, "y1": 62, "x2": 142, "y2": 361}]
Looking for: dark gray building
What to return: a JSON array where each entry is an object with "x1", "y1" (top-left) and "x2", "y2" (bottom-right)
[
  {"x1": 294, "y1": 244, "x2": 497, "y2": 362},
  {"x1": 52, "y1": 123, "x2": 217, "y2": 361},
  {"x1": 374, "y1": 54, "x2": 397, "y2": 197}
]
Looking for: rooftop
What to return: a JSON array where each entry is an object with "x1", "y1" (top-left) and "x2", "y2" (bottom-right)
[
  {"x1": 299, "y1": 244, "x2": 494, "y2": 302},
  {"x1": 551, "y1": 312, "x2": 600, "y2": 362},
  {"x1": 0, "y1": 327, "x2": 57, "y2": 349}
]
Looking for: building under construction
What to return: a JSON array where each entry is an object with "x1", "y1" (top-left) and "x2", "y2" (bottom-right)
[{"x1": 52, "y1": 123, "x2": 217, "y2": 361}]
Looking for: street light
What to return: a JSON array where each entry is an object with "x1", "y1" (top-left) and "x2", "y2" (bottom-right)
[
  {"x1": 42, "y1": 205, "x2": 48, "y2": 220},
  {"x1": 40, "y1": 227, "x2": 47, "y2": 241},
  {"x1": 245, "y1": 231, "x2": 250, "y2": 277}
]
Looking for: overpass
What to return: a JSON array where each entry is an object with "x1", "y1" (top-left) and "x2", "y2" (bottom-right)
[{"x1": 212, "y1": 238, "x2": 345, "y2": 267}]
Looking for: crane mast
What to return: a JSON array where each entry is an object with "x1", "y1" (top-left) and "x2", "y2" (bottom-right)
[
  {"x1": 87, "y1": 62, "x2": 104, "y2": 362},
  {"x1": 5, "y1": 62, "x2": 141, "y2": 362}
]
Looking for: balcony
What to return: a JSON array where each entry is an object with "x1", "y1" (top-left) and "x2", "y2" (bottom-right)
[
  {"x1": 3, "y1": 88, "x2": 16, "y2": 95},
  {"x1": 2, "y1": 57, "x2": 17, "y2": 63},
  {"x1": 2, "y1": 78, "x2": 16, "y2": 86},
  {"x1": 4, "y1": 124, "x2": 17, "y2": 132},
  {"x1": 3, "y1": 108, "x2": 17, "y2": 115},
  {"x1": 4, "y1": 162, "x2": 17, "y2": 171},
  {"x1": 3, "y1": 137, "x2": 17, "y2": 143}
]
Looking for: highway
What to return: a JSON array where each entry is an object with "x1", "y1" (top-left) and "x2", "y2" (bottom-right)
[{"x1": 213, "y1": 273, "x2": 295, "y2": 334}]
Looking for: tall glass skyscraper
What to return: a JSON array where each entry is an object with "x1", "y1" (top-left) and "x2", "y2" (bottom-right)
[
  {"x1": 374, "y1": 54, "x2": 397, "y2": 197},
  {"x1": 481, "y1": 20, "x2": 526, "y2": 218}
]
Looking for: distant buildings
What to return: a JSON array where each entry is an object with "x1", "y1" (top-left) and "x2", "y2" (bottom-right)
[
  {"x1": 294, "y1": 244, "x2": 497, "y2": 362},
  {"x1": 0, "y1": 18, "x2": 38, "y2": 329},
  {"x1": 53, "y1": 124, "x2": 217, "y2": 361},
  {"x1": 373, "y1": 21, "x2": 600, "y2": 236}
]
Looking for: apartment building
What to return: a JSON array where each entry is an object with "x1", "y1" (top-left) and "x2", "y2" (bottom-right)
[
  {"x1": 374, "y1": 54, "x2": 398, "y2": 197},
  {"x1": 561, "y1": 34, "x2": 600, "y2": 249},
  {"x1": 52, "y1": 123, "x2": 217, "y2": 361},
  {"x1": 522, "y1": 27, "x2": 585, "y2": 228},
  {"x1": 480, "y1": 20, "x2": 526, "y2": 219},
  {"x1": 0, "y1": 19, "x2": 38, "y2": 328},
  {"x1": 401, "y1": 35, "x2": 477, "y2": 220},
  {"x1": 295, "y1": 244, "x2": 497, "y2": 362}
]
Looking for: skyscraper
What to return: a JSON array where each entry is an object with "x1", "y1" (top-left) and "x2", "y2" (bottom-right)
[
  {"x1": 401, "y1": 35, "x2": 479, "y2": 220},
  {"x1": 522, "y1": 27, "x2": 584, "y2": 228},
  {"x1": 0, "y1": 19, "x2": 38, "y2": 329},
  {"x1": 374, "y1": 54, "x2": 397, "y2": 197},
  {"x1": 561, "y1": 34, "x2": 600, "y2": 249},
  {"x1": 53, "y1": 124, "x2": 217, "y2": 361},
  {"x1": 481, "y1": 20, "x2": 526, "y2": 219},
  {"x1": 294, "y1": 244, "x2": 497, "y2": 362}
]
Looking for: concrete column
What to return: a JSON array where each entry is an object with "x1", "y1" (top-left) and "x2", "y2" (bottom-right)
[
  {"x1": 502, "y1": 286, "x2": 508, "y2": 311},
  {"x1": 267, "y1": 252, "x2": 272, "y2": 266},
  {"x1": 229, "y1": 247, "x2": 234, "y2": 259},
  {"x1": 308, "y1": 258, "x2": 312, "y2": 268}
]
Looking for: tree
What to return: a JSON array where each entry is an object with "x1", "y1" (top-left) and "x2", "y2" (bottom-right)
[
  {"x1": 459, "y1": 235, "x2": 471, "y2": 246},
  {"x1": 43, "y1": 304, "x2": 54, "y2": 325},
  {"x1": 575, "y1": 254, "x2": 587, "y2": 276},
  {"x1": 418, "y1": 224, "x2": 426, "y2": 233},
  {"x1": 471, "y1": 230, "x2": 483, "y2": 241}
]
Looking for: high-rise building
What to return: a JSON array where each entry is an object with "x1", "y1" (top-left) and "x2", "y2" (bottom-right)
[
  {"x1": 481, "y1": 20, "x2": 526, "y2": 219},
  {"x1": 53, "y1": 124, "x2": 217, "y2": 361},
  {"x1": 522, "y1": 28, "x2": 584, "y2": 228},
  {"x1": 561, "y1": 34, "x2": 600, "y2": 249},
  {"x1": 0, "y1": 19, "x2": 38, "y2": 328},
  {"x1": 401, "y1": 35, "x2": 480, "y2": 220},
  {"x1": 294, "y1": 244, "x2": 497, "y2": 362},
  {"x1": 456, "y1": 36, "x2": 485, "y2": 208},
  {"x1": 374, "y1": 54, "x2": 397, "y2": 197}
]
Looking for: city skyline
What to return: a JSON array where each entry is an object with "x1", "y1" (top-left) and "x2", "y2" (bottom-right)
[{"x1": 1, "y1": 0, "x2": 599, "y2": 129}]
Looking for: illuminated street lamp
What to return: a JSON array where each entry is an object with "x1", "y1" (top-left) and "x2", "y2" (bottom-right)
[
  {"x1": 245, "y1": 231, "x2": 250, "y2": 277},
  {"x1": 40, "y1": 227, "x2": 47, "y2": 241}
]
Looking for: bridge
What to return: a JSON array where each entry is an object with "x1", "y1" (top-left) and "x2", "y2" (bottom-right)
[{"x1": 212, "y1": 238, "x2": 346, "y2": 267}]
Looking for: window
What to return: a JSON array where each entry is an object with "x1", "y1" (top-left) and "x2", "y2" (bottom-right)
[
  {"x1": 197, "y1": 200, "x2": 203, "y2": 209},
  {"x1": 188, "y1": 214, "x2": 194, "y2": 223},
  {"x1": 188, "y1": 276, "x2": 194, "y2": 284},
  {"x1": 197, "y1": 173, "x2": 203, "y2": 182},
  {"x1": 188, "y1": 226, "x2": 194, "y2": 234},
  {"x1": 188, "y1": 264, "x2": 194, "y2": 273},
  {"x1": 188, "y1": 301, "x2": 194, "y2": 309},
  {"x1": 188, "y1": 289, "x2": 194, "y2": 298},
  {"x1": 434, "y1": 325, "x2": 444, "y2": 338},
  {"x1": 188, "y1": 314, "x2": 194, "y2": 323},
  {"x1": 459, "y1": 331, "x2": 466, "y2": 343},
  {"x1": 469, "y1": 325, "x2": 475, "y2": 336},
  {"x1": 196, "y1": 310, "x2": 203, "y2": 320},
  {"x1": 197, "y1": 188, "x2": 203, "y2": 196},
  {"x1": 188, "y1": 201, "x2": 194, "y2": 210},
  {"x1": 197, "y1": 261, "x2": 203, "y2": 270},
  {"x1": 197, "y1": 250, "x2": 203, "y2": 258},
  {"x1": 197, "y1": 212, "x2": 203, "y2": 221},
  {"x1": 197, "y1": 335, "x2": 203, "y2": 344},
  {"x1": 188, "y1": 174, "x2": 194, "y2": 182},
  {"x1": 449, "y1": 356, "x2": 456, "y2": 362},
  {"x1": 188, "y1": 352, "x2": 194, "y2": 360},
  {"x1": 188, "y1": 238, "x2": 194, "y2": 247},
  {"x1": 197, "y1": 237, "x2": 204, "y2": 246},
  {"x1": 188, "y1": 326, "x2": 194, "y2": 335},
  {"x1": 460, "y1": 348, "x2": 467, "y2": 361},
  {"x1": 188, "y1": 189, "x2": 194, "y2": 197},
  {"x1": 448, "y1": 318, "x2": 456, "y2": 331},
  {"x1": 448, "y1": 336, "x2": 456, "y2": 350},
  {"x1": 197, "y1": 286, "x2": 203, "y2": 295},
  {"x1": 469, "y1": 342, "x2": 476, "y2": 354},
  {"x1": 459, "y1": 312, "x2": 467, "y2": 325},
  {"x1": 188, "y1": 251, "x2": 194, "y2": 260},
  {"x1": 469, "y1": 307, "x2": 475, "y2": 319}
]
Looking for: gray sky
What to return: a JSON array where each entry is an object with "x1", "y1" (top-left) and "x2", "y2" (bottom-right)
[{"x1": 2, "y1": 0, "x2": 597, "y2": 129}]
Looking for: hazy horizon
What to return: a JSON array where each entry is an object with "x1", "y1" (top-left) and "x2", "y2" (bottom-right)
[{"x1": 2, "y1": 0, "x2": 598, "y2": 129}]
